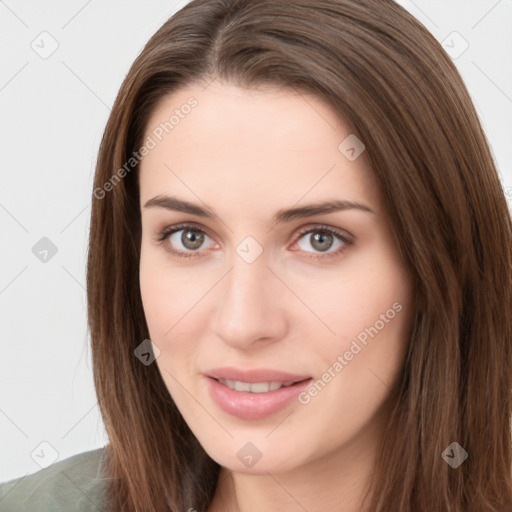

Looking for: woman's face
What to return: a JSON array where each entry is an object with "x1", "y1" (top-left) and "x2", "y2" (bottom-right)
[{"x1": 139, "y1": 81, "x2": 414, "y2": 474}]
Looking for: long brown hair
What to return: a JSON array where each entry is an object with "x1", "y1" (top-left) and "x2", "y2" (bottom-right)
[{"x1": 86, "y1": 0, "x2": 512, "y2": 510}]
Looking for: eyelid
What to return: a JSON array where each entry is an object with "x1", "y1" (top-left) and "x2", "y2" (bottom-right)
[
  {"x1": 151, "y1": 221, "x2": 217, "y2": 258},
  {"x1": 153, "y1": 221, "x2": 354, "y2": 259},
  {"x1": 293, "y1": 223, "x2": 354, "y2": 244}
]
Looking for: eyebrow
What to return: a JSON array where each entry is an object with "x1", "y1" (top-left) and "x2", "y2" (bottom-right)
[{"x1": 143, "y1": 195, "x2": 375, "y2": 224}]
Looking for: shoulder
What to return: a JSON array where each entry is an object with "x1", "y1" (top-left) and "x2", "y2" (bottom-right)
[{"x1": 0, "y1": 446, "x2": 109, "y2": 512}]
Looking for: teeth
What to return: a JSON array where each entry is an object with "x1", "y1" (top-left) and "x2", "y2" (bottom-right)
[
  {"x1": 235, "y1": 381, "x2": 251, "y2": 392},
  {"x1": 218, "y1": 379, "x2": 296, "y2": 393}
]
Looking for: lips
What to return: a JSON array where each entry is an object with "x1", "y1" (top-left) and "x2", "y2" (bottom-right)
[
  {"x1": 206, "y1": 366, "x2": 311, "y2": 384},
  {"x1": 204, "y1": 366, "x2": 313, "y2": 420}
]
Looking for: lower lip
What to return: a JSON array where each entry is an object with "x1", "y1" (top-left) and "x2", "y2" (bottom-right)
[{"x1": 205, "y1": 376, "x2": 312, "y2": 420}]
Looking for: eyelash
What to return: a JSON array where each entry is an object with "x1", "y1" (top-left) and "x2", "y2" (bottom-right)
[{"x1": 153, "y1": 222, "x2": 353, "y2": 260}]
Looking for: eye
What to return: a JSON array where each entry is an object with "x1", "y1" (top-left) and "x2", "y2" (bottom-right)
[
  {"x1": 292, "y1": 225, "x2": 353, "y2": 259},
  {"x1": 153, "y1": 223, "x2": 353, "y2": 260},
  {"x1": 153, "y1": 223, "x2": 217, "y2": 259}
]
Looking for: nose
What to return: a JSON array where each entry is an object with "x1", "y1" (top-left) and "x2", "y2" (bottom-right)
[{"x1": 211, "y1": 251, "x2": 288, "y2": 350}]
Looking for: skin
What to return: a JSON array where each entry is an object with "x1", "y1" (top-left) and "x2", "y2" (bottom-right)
[{"x1": 138, "y1": 81, "x2": 414, "y2": 512}]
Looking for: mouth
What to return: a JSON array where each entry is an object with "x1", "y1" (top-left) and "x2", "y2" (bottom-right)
[
  {"x1": 204, "y1": 372, "x2": 313, "y2": 420},
  {"x1": 213, "y1": 377, "x2": 310, "y2": 393},
  {"x1": 206, "y1": 366, "x2": 312, "y2": 385}
]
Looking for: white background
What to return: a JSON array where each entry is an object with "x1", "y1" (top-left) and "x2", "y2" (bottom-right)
[{"x1": 1, "y1": 0, "x2": 511, "y2": 483}]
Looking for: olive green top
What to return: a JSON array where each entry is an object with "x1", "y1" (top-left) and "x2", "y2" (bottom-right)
[{"x1": 0, "y1": 447, "x2": 109, "y2": 512}]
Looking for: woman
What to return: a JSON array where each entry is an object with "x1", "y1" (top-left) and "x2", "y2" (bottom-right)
[{"x1": 1, "y1": 0, "x2": 511, "y2": 511}]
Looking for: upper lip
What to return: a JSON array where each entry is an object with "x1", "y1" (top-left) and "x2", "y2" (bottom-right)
[{"x1": 206, "y1": 367, "x2": 311, "y2": 383}]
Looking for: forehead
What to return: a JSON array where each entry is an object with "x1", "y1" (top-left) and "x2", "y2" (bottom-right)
[
  {"x1": 144, "y1": 80, "x2": 350, "y2": 153},
  {"x1": 138, "y1": 81, "x2": 382, "y2": 217}
]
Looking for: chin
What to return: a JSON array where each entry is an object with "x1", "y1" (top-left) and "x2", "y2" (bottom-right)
[{"x1": 201, "y1": 436, "x2": 302, "y2": 475}]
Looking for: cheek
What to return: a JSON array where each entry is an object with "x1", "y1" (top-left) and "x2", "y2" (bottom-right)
[
  {"x1": 295, "y1": 271, "x2": 412, "y2": 452},
  {"x1": 303, "y1": 253, "x2": 411, "y2": 346},
  {"x1": 140, "y1": 266, "x2": 166, "y2": 337},
  {"x1": 302, "y1": 246, "x2": 413, "y2": 413},
  {"x1": 139, "y1": 248, "x2": 207, "y2": 373},
  {"x1": 139, "y1": 246, "x2": 179, "y2": 341}
]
